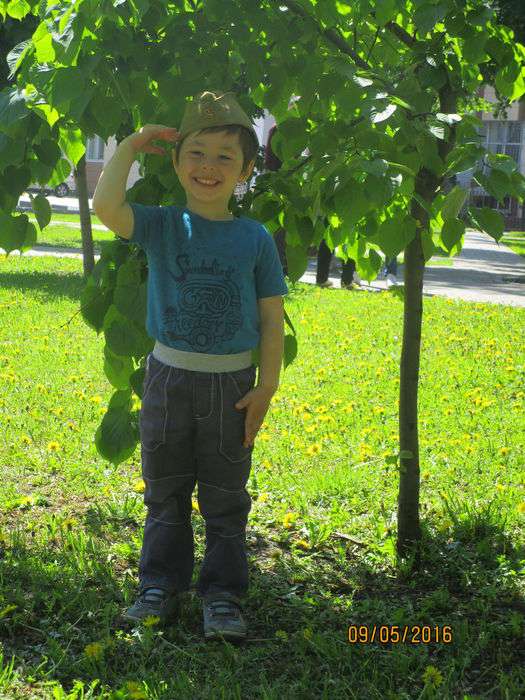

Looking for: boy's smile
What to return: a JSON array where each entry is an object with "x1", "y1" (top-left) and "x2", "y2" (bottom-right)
[{"x1": 173, "y1": 130, "x2": 255, "y2": 221}]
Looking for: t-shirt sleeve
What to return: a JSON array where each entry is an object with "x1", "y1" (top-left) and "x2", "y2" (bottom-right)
[
  {"x1": 255, "y1": 226, "x2": 289, "y2": 299},
  {"x1": 116, "y1": 202, "x2": 164, "y2": 250}
]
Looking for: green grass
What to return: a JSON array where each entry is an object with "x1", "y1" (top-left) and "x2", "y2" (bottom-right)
[
  {"x1": 501, "y1": 231, "x2": 525, "y2": 258},
  {"x1": 0, "y1": 251, "x2": 524, "y2": 699}
]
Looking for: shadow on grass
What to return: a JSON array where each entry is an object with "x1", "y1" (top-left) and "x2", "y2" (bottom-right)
[{"x1": 0, "y1": 493, "x2": 524, "y2": 698}]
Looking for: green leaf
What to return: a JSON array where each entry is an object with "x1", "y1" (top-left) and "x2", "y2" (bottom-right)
[
  {"x1": 469, "y1": 207, "x2": 505, "y2": 241},
  {"x1": 474, "y1": 170, "x2": 512, "y2": 202},
  {"x1": 414, "y1": 3, "x2": 449, "y2": 35},
  {"x1": 31, "y1": 193, "x2": 51, "y2": 230},
  {"x1": 371, "y1": 103, "x2": 397, "y2": 123},
  {"x1": 373, "y1": 213, "x2": 416, "y2": 258},
  {"x1": 50, "y1": 67, "x2": 87, "y2": 107},
  {"x1": 486, "y1": 153, "x2": 518, "y2": 176},
  {"x1": 375, "y1": 0, "x2": 397, "y2": 26},
  {"x1": 435, "y1": 113, "x2": 462, "y2": 125},
  {"x1": 7, "y1": 0, "x2": 31, "y2": 19},
  {"x1": 441, "y1": 218, "x2": 465, "y2": 253},
  {"x1": 441, "y1": 185, "x2": 468, "y2": 221}
]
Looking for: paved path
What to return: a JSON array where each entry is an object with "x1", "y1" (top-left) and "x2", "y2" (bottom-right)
[
  {"x1": 304, "y1": 229, "x2": 525, "y2": 307},
  {"x1": 5, "y1": 202, "x2": 525, "y2": 307}
]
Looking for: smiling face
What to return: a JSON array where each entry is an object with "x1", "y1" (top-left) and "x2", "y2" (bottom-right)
[{"x1": 172, "y1": 129, "x2": 255, "y2": 221}]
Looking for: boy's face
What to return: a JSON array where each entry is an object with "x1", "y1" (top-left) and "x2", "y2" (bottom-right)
[{"x1": 172, "y1": 129, "x2": 255, "y2": 218}]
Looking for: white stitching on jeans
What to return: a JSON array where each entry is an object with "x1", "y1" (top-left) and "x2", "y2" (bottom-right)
[
  {"x1": 207, "y1": 528, "x2": 243, "y2": 538},
  {"x1": 144, "y1": 473, "x2": 194, "y2": 482},
  {"x1": 149, "y1": 515, "x2": 188, "y2": 526},
  {"x1": 198, "y1": 479, "x2": 245, "y2": 494}
]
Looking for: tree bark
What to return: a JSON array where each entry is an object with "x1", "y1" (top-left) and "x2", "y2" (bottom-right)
[
  {"x1": 74, "y1": 154, "x2": 95, "y2": 278},
  {"x1": 397, "y1": 170, "x2": 436, "y2": 558}
]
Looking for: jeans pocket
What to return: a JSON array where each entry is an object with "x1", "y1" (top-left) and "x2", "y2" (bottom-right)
[
  {"x1": 142, "y1": 355, "x2": 166, "y2": 404},
  {"x1": 140, "y1": 357, "x2": 169, "y2": 452},
  {"x1": 218, "y1": 366, "x2": 257, "y2": 463}
]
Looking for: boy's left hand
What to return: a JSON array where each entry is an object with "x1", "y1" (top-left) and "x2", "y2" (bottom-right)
[{"x1": 235, "y1": 386, "x2": 276, "y2": 448}]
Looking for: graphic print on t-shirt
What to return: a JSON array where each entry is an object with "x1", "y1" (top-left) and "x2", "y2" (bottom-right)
[{"x1": 162, "y1": 251, "x2": 242, "y2": 352}]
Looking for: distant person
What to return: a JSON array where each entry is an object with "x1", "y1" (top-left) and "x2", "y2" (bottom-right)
[
  {"x1": 382, "y1": 256, "x2": 400, "y2": 287},
  {"x1": 265, "y1": 125, "x2": 358, "y2": 290}
]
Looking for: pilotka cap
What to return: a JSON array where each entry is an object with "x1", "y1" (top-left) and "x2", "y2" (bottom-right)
[{"x1": 178, "y1": 89, "x2": 259, "y2": 147}]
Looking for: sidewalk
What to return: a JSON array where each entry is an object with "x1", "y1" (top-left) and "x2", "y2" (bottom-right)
[
  {"x1": 6, "y1": 196, "x2": 525, "y2": 308},
  {"x1": 303, "y1": 229, "x2": 525, "y2": 307}
]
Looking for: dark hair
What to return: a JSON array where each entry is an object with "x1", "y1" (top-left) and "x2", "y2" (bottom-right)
[{"x1": 173, "y1": 124, "x2": 259, "y2": 176}]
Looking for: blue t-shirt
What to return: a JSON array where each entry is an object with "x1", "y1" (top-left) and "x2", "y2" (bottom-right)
[{"x1": 118, "y1": 203, "x2": 289, "y2": 354}]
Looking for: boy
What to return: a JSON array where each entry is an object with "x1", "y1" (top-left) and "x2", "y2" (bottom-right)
[{"x1": 92, "y1": 90, "x2": 288, "y2": 641}]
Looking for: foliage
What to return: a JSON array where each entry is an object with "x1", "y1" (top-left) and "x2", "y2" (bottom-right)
[{"x1": 0, "y1": 0, "x2": 524, "y2": 478}]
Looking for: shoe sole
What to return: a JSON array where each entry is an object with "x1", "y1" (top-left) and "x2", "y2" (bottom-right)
[{"x1": 204, "y1": 628, "x2": 247, "y2": 641}]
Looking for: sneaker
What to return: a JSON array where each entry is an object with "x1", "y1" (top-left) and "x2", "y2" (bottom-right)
[
  {"x1": 316, "y1": 279, "x2": 333, "y2": 288},
  {"x1": 122, "y1": 587, "x2": 179, "y2": 624},
  {"x1": 386, "y1": 274, "x2": 399, "y2": 288},
  {"x1": 340, "y1": 281, "x2": 358, "y2": 290},
  {"x1": 203, "y1": 592, "x2": 247, "y2": 641}
]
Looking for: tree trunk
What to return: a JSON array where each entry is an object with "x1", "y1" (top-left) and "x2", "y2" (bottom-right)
[
  {"x1": 74, "y1": 154, "x2": 95, "y2": 278},
  {"x1": 396, "y1": 171, "x2": 436, "y2": 558}
]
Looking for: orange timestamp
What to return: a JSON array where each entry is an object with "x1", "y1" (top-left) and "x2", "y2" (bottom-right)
[{"x1": 348, "y1": 624, "x2": 453, "y2": 644}]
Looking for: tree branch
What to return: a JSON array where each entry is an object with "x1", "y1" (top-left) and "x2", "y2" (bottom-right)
[
  {"x1": 385, "y1": 21, "x2": 415, "y2": 46},
  {"x1": 281, "y1": 0, "x2": 372, "y2": 71}
]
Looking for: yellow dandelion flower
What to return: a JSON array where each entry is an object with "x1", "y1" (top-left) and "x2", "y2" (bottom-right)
[
  {"x1": 21, "y1": 435, "x2": 32, "y2": 445},
  {"x1": 306, "y1": 443, "x2": 322, "y2": 455},
  {"x1": 132, "y1": 479, "x2": 145, "y2": 494},
  {"x1": 516, "y1": 502, "x2": 525, "y2": 514},
  {"x1": 257, "y1": 492, "x2": 269, "y2": 503},
  {"x1": 47, "y1": 441, "x2": 61, "y2": 452},
  {"x1": 99, "y1": 408, "x2": 107, "y2": 416},
  {"x1": 282, "y1": 512, "x2": 298, "y2": 528},
  {"x1": 84, "y1": 641, "x2": 104, "y2": 661},
  {"x1": 192, "y1": 497, "x2": 200, "y2": 512},
  {"x1": 295, "y1": 539, "x2": 309, "y2": 550},
  {"x1": 422, "y1": 665, "x2": 443, "y2": 688},
  {"x1": 422, "y1": 471, "x2": 430, "y2": 480},
  {"x1": 496, "y1": 483, "x2": 506, "y2": 491},
  {"x1": 305, "y1": 425, "x2": 316, "y2": 433},
  {"x1": 90, "y1": 395, "x2": 102, "y2": 404},
  {"x1": 499, "y1": 447, "x2": 510, "y2": 456}
]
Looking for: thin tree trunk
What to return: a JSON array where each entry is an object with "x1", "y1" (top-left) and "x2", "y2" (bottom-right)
[
  {"x1": 396, "y1": 215, "x2": 424, "y2": 557},
  {"x1": 74, "y1": 154, "x2": 95, "y2": 278}
]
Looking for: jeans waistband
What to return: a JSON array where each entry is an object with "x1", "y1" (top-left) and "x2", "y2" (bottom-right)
[{"x1": 152, "y1": 340, "x2": 253, "y2": 373}]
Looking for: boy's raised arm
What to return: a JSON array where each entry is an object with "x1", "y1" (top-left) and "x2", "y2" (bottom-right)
[
  {"x1": 93, "y1": 125, "x2": 180, "y2": 239},
  {"x1": 92, "y1": 137, "x2": 136, "y2": 239}
]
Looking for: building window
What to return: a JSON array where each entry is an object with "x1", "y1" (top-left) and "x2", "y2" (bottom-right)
[
  {"x1": 480, "y1": 120, "x2": 522, "y2": 166},
  {"x1": 470, "y1": 121, "x2": 523, "y2": 214},
  {"x1": 86, "y1": 136, "x2": 105, "y2": 161}
]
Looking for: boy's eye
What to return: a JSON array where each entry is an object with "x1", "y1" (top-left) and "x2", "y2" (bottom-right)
[{"x1": 190, "y1": 150, "x2": 230, "y2": 159}]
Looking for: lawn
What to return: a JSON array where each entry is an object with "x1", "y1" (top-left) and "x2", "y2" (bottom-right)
[{"x1": 0, "y1": 252, "x2": 524, "y2": 699}]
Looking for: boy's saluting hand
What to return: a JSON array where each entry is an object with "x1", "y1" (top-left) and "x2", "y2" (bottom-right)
[
  {"x1": 235, "y1": 385, "x2": 276, "y2": 449},
  {"x1": 125, "y1": 123, "x2": 181, "y2": 156}
]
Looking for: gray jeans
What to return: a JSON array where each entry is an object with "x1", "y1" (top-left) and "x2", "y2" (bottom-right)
[{"x1": 138, "y1": 352, "x2": 257, "y2": 599}]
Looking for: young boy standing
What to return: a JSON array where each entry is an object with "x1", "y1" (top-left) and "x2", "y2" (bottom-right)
[{"x1": 93, "y1": 90, "x2": 288, "y2": 640}]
